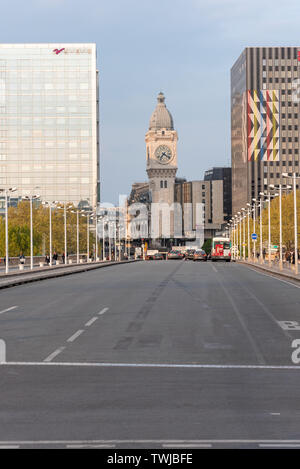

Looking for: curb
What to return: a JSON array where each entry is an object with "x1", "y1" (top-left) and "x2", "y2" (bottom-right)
[
  {"x1": 0, "y1": 260, "x2": 139, "y2": 290},
  {"x1": 237, "y1": 260, "x2": 300, "y2": 284}
]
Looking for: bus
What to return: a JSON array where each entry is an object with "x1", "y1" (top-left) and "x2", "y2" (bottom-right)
[{"x1": 211, "y1": 237, "x2": 231, "y2": 262}]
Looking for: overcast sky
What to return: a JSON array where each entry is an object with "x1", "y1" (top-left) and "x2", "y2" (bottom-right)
[{"x1": 2, "y1": 0, "x2": 300, "y2": 203}]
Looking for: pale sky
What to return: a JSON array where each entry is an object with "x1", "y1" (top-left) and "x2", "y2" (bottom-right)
[{"x1": 2, "y1": 0, "x2": 300, "y2": 203}]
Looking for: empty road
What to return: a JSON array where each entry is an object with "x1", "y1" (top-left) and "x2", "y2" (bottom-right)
[{"x1": 0, "y1": 260, "x2": 300, "y2": 448}]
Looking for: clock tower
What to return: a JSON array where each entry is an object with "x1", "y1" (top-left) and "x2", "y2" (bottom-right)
[{"x1": 145, "y1": 92, "x2": 178, "y2": 205}]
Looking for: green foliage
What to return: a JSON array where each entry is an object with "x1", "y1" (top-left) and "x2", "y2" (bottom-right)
[
  {"x1": 202, "y1": 238, "x2": 212, "y2": 254},
  {"x1": 234, "y1": 191, "x2": 300, "y2": 254},
  {"x1": 0, "y1": 201, "x2": 98, "y2": 257}
]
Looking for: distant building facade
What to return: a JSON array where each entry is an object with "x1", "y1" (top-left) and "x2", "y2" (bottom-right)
[
  {"x1": 0, "y1": 43, "x2": 99, "y2": 208},
  {"x1": 231, "y1": 47, "x2": 300, "y2": 215}
]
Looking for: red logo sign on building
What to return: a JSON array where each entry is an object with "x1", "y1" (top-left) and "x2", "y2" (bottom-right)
[{"x1": 53, "y1": 48, "x2": 65, "y2": 55}]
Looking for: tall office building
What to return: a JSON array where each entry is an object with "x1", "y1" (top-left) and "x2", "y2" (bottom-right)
[
  {"x1": 231, "y1": 47, "x2": 299, "y2": 214},
  {"x1": 0, "y1": 43, "x2": 99, "y2": 208}
]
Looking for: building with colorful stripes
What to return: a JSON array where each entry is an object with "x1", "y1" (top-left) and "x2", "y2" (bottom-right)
[{"x1": 231, "y1": 47, "x2": 299, "y2": 214}]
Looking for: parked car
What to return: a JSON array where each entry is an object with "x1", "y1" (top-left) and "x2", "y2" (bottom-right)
[
  {"x1": 193, "y1": 250, "x2": 207, "y2": 261},
  {"x1": 185, "y1": 249, "x2": 196, "y2": 260},
  {"x1": 153, "y1": 252, "x2": 164, "y2": 260},
  {"x1": 167, "y1": 250, "x2": 184, "y2": 260}
]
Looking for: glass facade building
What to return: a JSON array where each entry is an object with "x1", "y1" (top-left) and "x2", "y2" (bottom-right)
[
  {"x1": 231, "y1": 47, "x2": 300, "y2": 215},
  {"x1": 0, "y1": 43, "x2": 99, "y2": 208}
]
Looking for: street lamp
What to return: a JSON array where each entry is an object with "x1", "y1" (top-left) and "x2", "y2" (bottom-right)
[
  {"x1": 57, "y1": 202, "x2": 73, "y2": 264},
  {"x1": 0, "y1": 187, "x2": 17, "y2": 274},
  {"x1": 42, "y1": 201, "x2": 59, "y2": 266},
  {"x1": 283, "y1": 172, "x2": 300, "y2": 275},
  {"x1": 22, "y1": 191, "x2": 40, "y2": 270},
  {"x1": 269, "y1": 184, "x2": 292, "y2": 270},
  {"x1": 246, "y1": 203, "x2": 251, "y2": 261},
  {"x1": 252, "y1": 199, "x2": 257, "y2": 262}
]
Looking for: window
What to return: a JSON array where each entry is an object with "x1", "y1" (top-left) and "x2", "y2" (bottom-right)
[
  {"x1": 164, "y1": 180, "x2": 167, "y2": 188},
  {"x1": 160, "y1": 180, "x2": 163, "y2": 188}
]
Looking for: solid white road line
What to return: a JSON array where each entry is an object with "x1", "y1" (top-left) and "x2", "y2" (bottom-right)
[
  {"x1": 1, "y1": 439, "x2": 300, "y2": 445},
  {"x1": 67, "y1": 330, "x2": 84, "y2": 343},
  {"x1": 66, "y1": 444, "x2": 116, "y2": 449},
  {"x1": 85, "y1": 317, "x2": 98, "y2": 327},
  {"x1": 245, "y1": 265, "x2": 300, "y2": 289},
  {"x1": 211, "y1": 264, "x2": 218, "y2": 273},
  {"x1": 0, "y1": 306, "x2": 18, "y2": 315},
  {"x1": 163, "y1": 444, "x2": 212, "y2": 448},
  {"x1": 259, "y1": 444, "x2": 300, "y2": 448},
  {"x1": 98, "y1": 307, "x2": 109, "y2": 315},
  {"x1": 43, "y1": 347, "x2": 66, "y2": 363},
  {"x1": 0, "y1": 445, "x2": 20, "y2": 449},
  {"x1": 3, "y1": 361, "x2": 300, "y2": 370}
]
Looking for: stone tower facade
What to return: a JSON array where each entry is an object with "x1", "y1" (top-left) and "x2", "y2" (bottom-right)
[{"x1": 145, "y1": 93, "x2": 178, "y2": 205}]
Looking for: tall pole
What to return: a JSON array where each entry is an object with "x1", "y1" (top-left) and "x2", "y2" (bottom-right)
[
  {"x1": 118, "y1": 220, "x2": 121, "y2": 261},
  {"x1": 293, "y1": 173, "x2": 298, "y2": 275},
  {"x1": 247, "y1": 207, "x2": 250, "y2": 261},
  {"x1": 109, "y1": 222, "x2": 111, "y2": 261},
  {"x1": 49, "y1": 205, "x2": 52, "y2": 266},
  {"x1": 243, "y1": 213, "x2": 246, "y2": 261},
  {"x1": 279, "y1": 185, "x2": 283, "y2": 271},
  {"x1": 87, "y1": 214, "x2": 89, "y2": 262},
  {"x1": 95, "y1": 213, "x2": 98, "y2": 261},
  {"x1": 239, "y1": 214, "x2": 242, "y2": 260},
  {"x1": 253, "y1": 202, "x2": 256, "y2": 262},
  {"x1": 77, "y1": 210, "x2": 79, "y2": 264},
  {"x1": 64, "y1": 202, "x2": 67, "y2": 264},
  {"x1": 5, "y1": 191, "x2": 8, "y2": 274},
  {"x1": 114, "y1": 224, "x2": 117, "y2": 261},
  {"x1": 260, "y1": 197, "x2": 263, "y2": 264},
  {"x1": 102, "y1": 218, "x2": 105, "y2": 261},
  {"x1": 30, "y1": 196, "x2": 33, "y2": 270},
  {"x1": 232, "y1": 221, "x2": 235, "y2": 260},
  {"x1": 268, "y1": 193, "x2": 271, "y2": 266},
  {"x1": 236, "y1": 218, "x2": 239, "y2": 259}
]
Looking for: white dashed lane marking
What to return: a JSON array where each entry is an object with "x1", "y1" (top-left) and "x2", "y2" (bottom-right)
[
  {"x1": 42, "y1": 307, "x2": 109, "y2": 362},
  {"x1": 85, "y1": 317, "x2": 98, "y2": 327},
  {"x1": 44, "y1": 347, "x2": 66, "y2": 363},
  {"x1": 67, "y1": 330, "x2": 84, "y2": 343},
  {"x1": 0, "y1": 306, "x2": 18, "y2": 315}
]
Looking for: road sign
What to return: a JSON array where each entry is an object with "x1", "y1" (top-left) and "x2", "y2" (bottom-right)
[{"x1": 251, "y1": 233, "x2": 258, "y2": 241}]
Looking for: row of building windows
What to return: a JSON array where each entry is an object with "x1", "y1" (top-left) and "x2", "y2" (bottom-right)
[
  {"x1": 262, "y1": 48, "x2": 298, "y2": 60},
  {"x1": 160, "y1": 180, "x2": 168, "y2": 188}
]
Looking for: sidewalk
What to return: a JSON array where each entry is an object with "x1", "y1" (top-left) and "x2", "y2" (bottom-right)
[
  {"x1": 237, "y1": 258, "x2": 300, "y2": 284},
  {"x1": 0, "y1": 259, "x2": 139, "y2": 290}
]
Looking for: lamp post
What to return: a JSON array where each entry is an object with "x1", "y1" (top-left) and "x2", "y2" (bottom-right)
[
  {"x1": 283, "y1": 173, "x2": 300, "y2": 275},
  {"x1": 237, "y1": 212, "x2": 242, "y2": 260},
  {"x1": 241, "y1": 209, "x2": 246, "y2": 261},
  {"x1": 23, "y1": 190, "x2": 40, "y2": 270},
  {"x1": 232, "y1": 219, "x2": 236, "y2": 260},
  {"x1": 246, "y1": 203, "x2": 251, "y2": 261},
  {"x1": 0, "y1": 187, "x2": 17, "y2": 274},
  {"x1": 269, "y1": 183, "x2": 292, "y2": 271},
  {"x1": 259, "y1": 193, "x2": 264, "y2": 264},
  {"x1": 252, "y1": 199, "x2": 257, "y2": 261},
  {"x1": 102, "y1": 216, "x2": 106, "y2": 261},
  {"x1": 42, "y1": 200, "x2": 58, "y2": 267},
  {"x1": 108, "y1": 221, "x2": 112, "y2": 261}
]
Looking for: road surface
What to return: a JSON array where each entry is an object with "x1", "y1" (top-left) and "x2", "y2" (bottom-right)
[{"x1": 0, "y1": 260, "x2": 300, "y2": 448}]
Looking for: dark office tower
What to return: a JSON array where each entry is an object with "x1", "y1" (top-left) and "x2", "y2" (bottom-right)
[
  {"x1": 204, "y1": 167, "x2": 232, "y2": 222},
  {"x1": 231, "y1": 47, "x2": 300, "y2": 214}
]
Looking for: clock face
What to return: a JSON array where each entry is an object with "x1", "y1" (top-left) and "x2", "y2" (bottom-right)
[{"x1": 155, "y1": 145, "x2": 172, "y2": 164}]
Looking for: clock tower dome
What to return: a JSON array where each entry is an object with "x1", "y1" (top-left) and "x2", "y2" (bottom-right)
[{"x1": 145, "y1": 92, "x2": 178, "y2": 205}]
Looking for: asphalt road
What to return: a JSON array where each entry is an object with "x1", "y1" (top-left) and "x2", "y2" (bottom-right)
[{"x1": 0, "y1": 260, "x2": 300, "y2": 448}]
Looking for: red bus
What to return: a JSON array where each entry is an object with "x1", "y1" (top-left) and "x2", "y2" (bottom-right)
[{"x1": 211, "y1": 237, "x2": 231, "y2": 262}]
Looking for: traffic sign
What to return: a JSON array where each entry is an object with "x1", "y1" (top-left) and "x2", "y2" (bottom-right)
[{"x1": 251, "y1": 233, "x2": 258, "y2": 241}]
